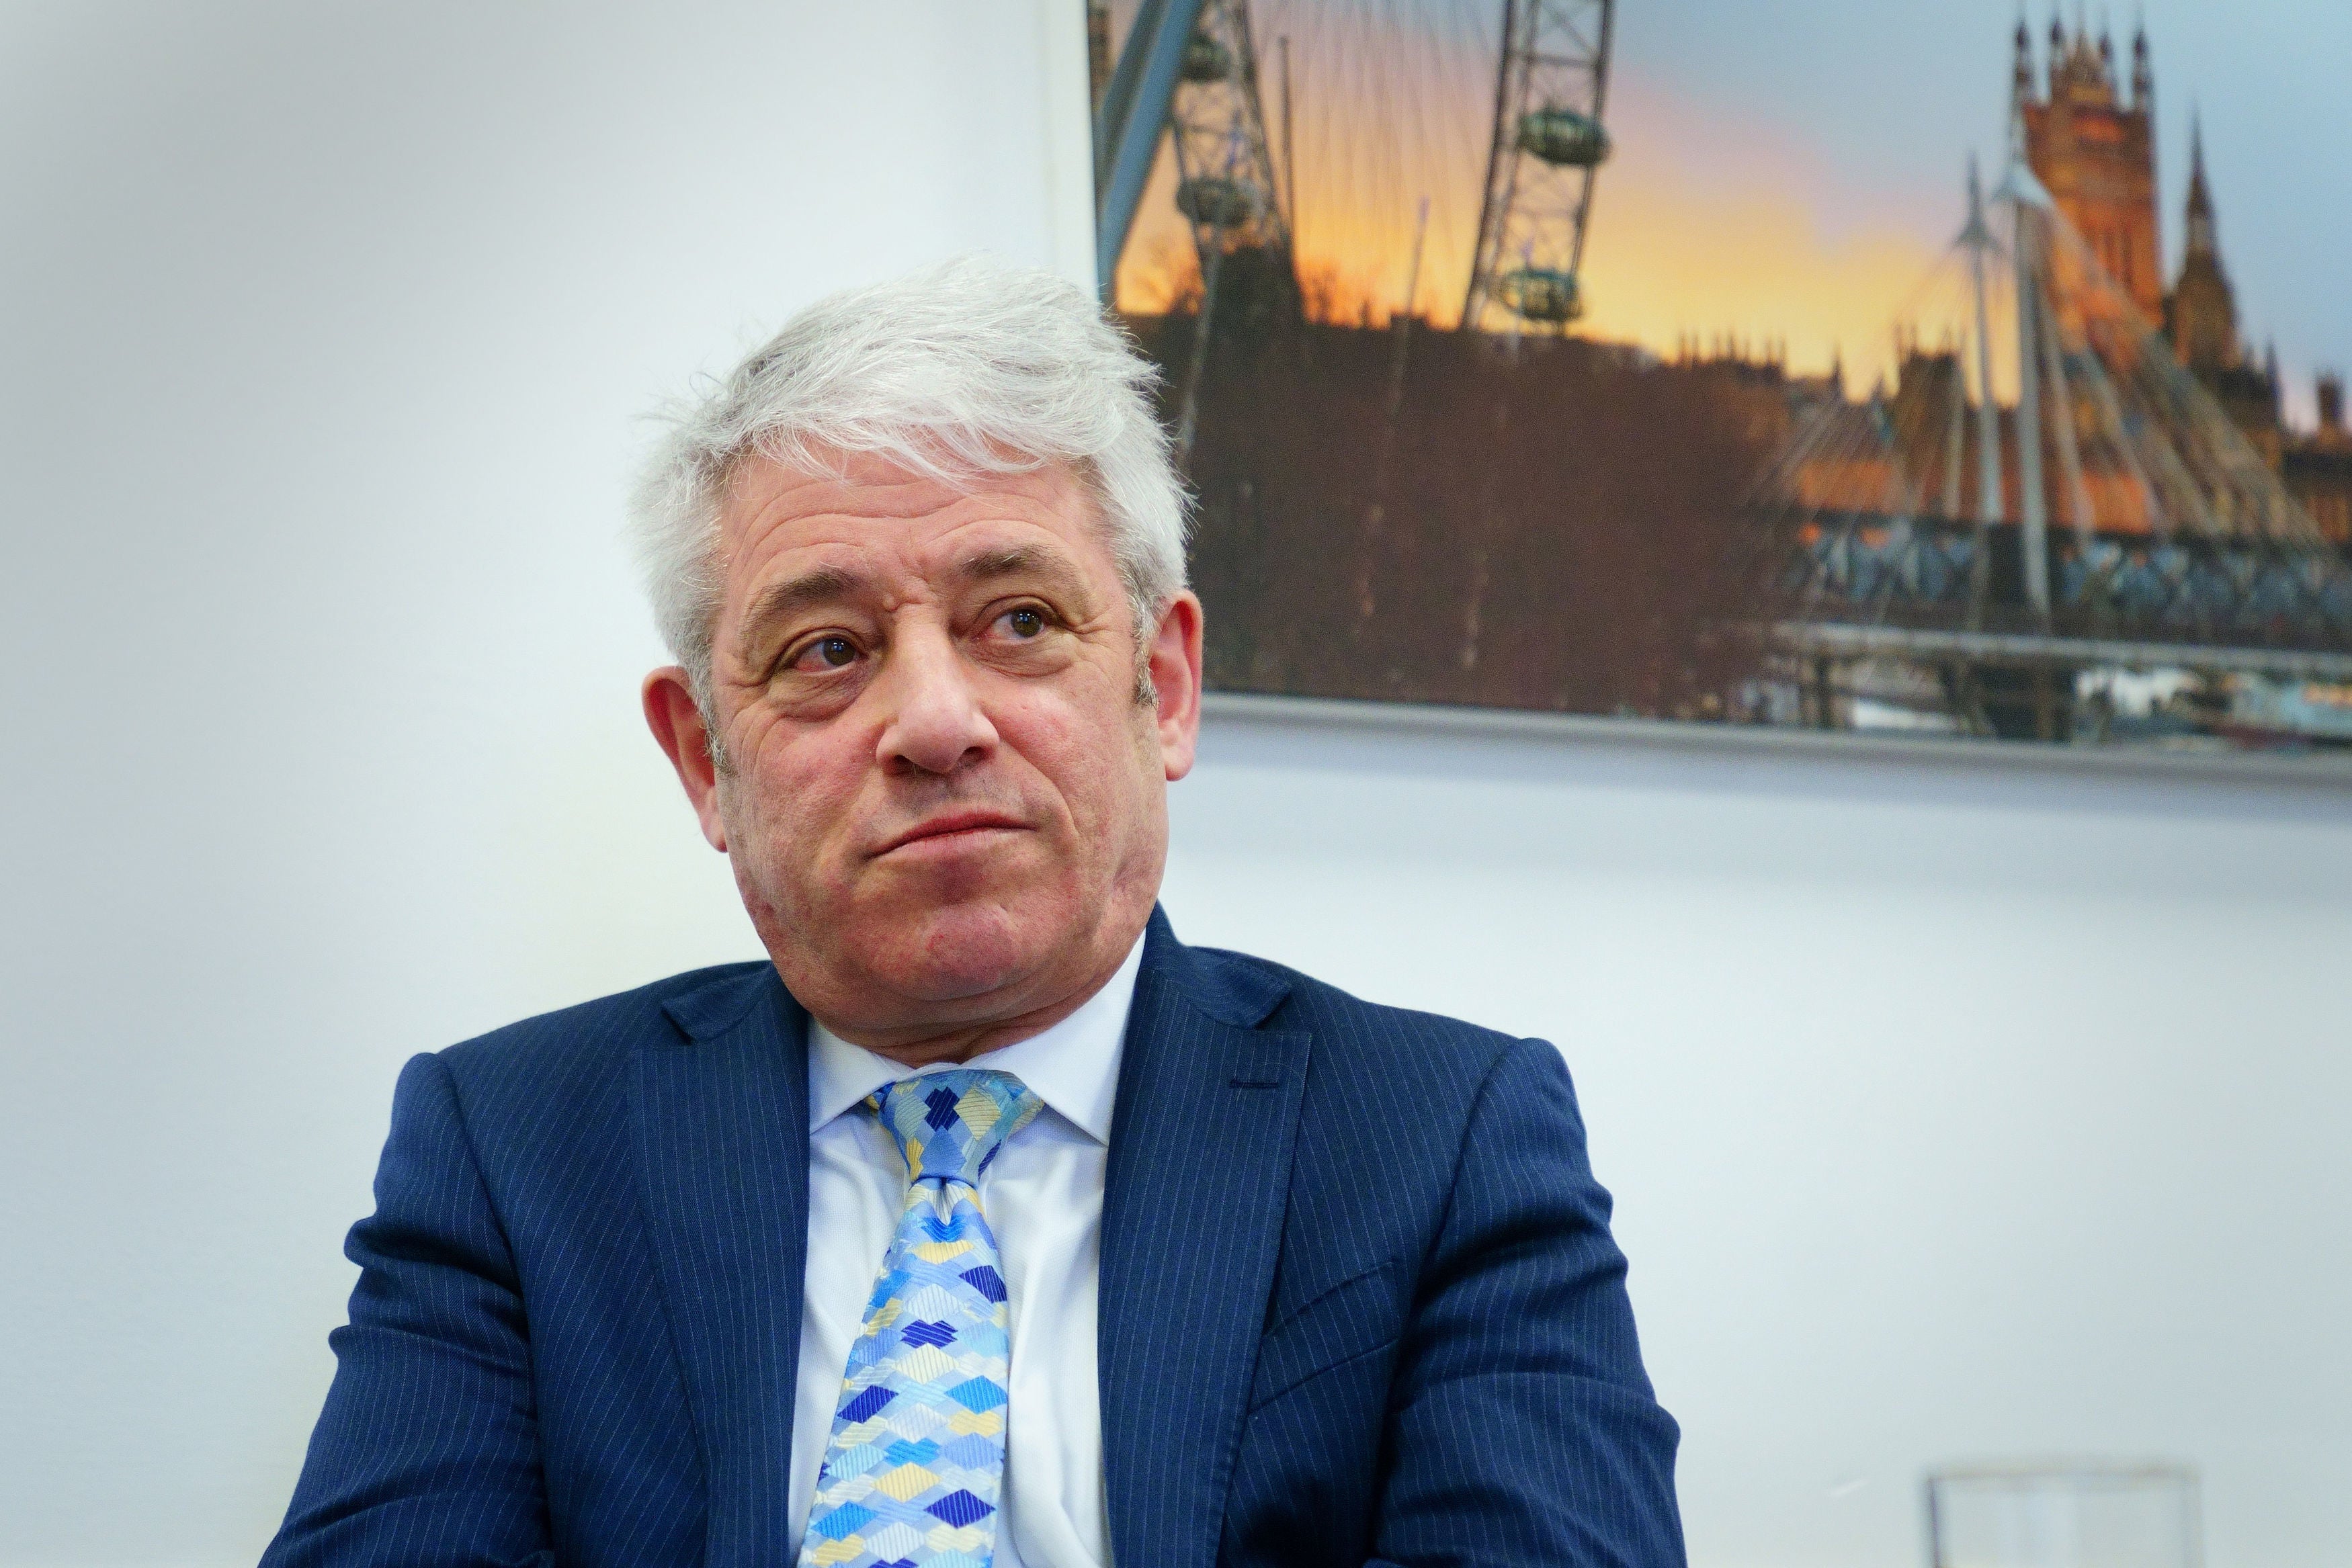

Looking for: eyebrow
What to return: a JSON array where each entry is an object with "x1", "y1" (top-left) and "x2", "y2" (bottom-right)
[
  {"x1": 734, "y1": 564, "x2": 868, "y2": 662},
  {"x1": 732, "y1": 543, "x2": 1098, "y2": 665},
  {"x1": 954, "y1": 543, "x2": 1089, "y2": 599}
]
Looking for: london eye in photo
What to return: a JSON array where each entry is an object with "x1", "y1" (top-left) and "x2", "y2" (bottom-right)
[{"x1": 1091, "y1": 0, "x2": 1615, "y2": 338}]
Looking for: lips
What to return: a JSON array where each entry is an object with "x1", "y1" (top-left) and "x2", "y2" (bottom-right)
[{"x1": 872, "y1": 810, "x2": 1029, "y2": 858}]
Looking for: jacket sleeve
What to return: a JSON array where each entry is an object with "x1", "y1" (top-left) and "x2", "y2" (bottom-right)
[
  {"x1": 1369, "y1": 1037, "x2": 1685, "y2": 1568},
  {"x1": 262, "y1": 1051, "x2": 554, "y2": 1568}
]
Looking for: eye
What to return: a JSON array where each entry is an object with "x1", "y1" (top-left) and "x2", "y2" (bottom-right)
[
  {"x1": 999, "y1": 606, "x2": 1046, "y2": 639},
  {"x1": 789, "y1": 634, "x2": 860, "y2": 672}
]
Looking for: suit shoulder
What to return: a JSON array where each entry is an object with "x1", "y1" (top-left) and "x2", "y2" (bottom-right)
[
  {"x1": 437, "y1": 960, "x2": 774, "y2": 1092},
  {"x1": 1191, "y1": 944, "x2": 1526, "y2": 1082}
]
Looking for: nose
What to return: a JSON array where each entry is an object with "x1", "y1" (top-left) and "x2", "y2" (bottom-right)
[{"x1": 874, "y1": 623, "x2": 999, "y2": 777}]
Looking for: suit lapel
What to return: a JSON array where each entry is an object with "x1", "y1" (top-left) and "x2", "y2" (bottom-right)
[
  {"x1": 634, "y1": 965, "x2": 810, "y2": 1568},
  {"x1": 1100, "y1": 914, "x2": 1310, "y2": 1568}
]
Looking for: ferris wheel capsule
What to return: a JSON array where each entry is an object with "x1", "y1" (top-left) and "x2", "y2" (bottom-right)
[
  {"x1": 1517, "y1": 106, "x2": 1611, "y2": 168},
  {"x1": 1464, "y1": 0, "x2": 1615, "y2": 335},
  {"x1": 1498, "y1": 267, "x2": 1583, "y2": 323},
  {"x1": 1181, "y1": 32, "x2": 1234, "y2": 82},
  {"x1": 1175, "y1": 175, "x2": 1267, "y2": 229}
]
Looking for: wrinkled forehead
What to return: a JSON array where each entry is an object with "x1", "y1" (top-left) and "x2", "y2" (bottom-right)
[
  {"x1": 722, "y1": 446, "x2": 1102, "y2": 543},
  {"x1": 712, "y1": 448, "x2": 1120, "y2": 611}
]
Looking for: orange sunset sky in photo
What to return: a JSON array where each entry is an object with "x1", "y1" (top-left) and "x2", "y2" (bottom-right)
[
  {"x1": 1109, "y1": 1, "x2": 2352, "y2": 417},
  {"x1": 1119, "y1": 56, "x2": 1950, "y2": 398}
]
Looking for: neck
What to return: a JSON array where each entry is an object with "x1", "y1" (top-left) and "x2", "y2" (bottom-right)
[
  {"x1": 810, "y1": 919, "x2": 1145, "y2": 1068},
  {"x1": 839, "y1": 994, "x2": 1101, "y2": 1069}
]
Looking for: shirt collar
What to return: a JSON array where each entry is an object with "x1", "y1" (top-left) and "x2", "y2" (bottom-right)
[{"x1": 806, "y1": 932, "x2": 1144, "y2": 1145}]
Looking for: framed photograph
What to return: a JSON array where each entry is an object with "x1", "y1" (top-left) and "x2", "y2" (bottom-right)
[{"x1": 1085, "y1": 1, "x2": 2352, "y2": 756}]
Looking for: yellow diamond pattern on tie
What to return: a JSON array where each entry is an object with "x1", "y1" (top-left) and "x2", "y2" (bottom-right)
[
  {"x1": 911, "y1": 1240, "x2": 974, "y2": 1264},
  {"x1": 946, "y1": 1408, "x2": 1005, "y2": 1438},
  {"x1": 872, "y1": 1463, "x2": 939, "y2": 1501},
  {"x1": 954, "y1": 1088, "x2": 1001, "y2": 1139}
]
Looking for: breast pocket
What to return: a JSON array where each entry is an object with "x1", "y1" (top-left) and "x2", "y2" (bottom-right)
[{"x1": 1248, "y1": 1260, "x2": 1406, "y2": 1410}]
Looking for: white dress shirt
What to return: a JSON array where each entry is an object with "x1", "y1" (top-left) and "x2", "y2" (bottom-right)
[{"x1": 790, "y1": 936, "x2": 1144, "y2": 1568}]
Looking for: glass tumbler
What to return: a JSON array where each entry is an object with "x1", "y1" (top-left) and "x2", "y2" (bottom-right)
[{"x1": 1926, "y1": 1464, "x2": 2199, "y2": 1568}]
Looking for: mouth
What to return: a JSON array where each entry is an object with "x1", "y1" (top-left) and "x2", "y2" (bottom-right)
[{"x1": 872, "y1": 810, "x2": 1030, "y2": 859}]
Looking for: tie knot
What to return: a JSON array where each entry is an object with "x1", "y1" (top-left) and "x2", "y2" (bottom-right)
[{"x1": 868, "y1": 1069, "x2": 1043, "y2": 1188}]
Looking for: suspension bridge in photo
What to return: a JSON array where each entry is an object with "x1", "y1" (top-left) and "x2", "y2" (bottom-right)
[{"x1": 1753, "y1": 150, "x2": 2352, "y2": 740}]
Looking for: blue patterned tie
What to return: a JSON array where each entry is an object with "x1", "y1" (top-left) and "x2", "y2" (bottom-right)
[{"x1": 801, "y1": 1070, "x2": 1044, "y2": 1568}]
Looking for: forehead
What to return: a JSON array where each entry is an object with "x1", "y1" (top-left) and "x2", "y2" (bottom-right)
[{"x1": 717, "y1": 449, "x2": 1111, "y2": 589}]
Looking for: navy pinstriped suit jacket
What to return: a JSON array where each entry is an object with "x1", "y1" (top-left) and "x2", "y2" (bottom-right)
[{"x1": 265, "y1": 909, "x2": 1683, "y2": 1568}]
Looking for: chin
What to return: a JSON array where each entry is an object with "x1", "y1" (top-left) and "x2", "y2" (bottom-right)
[{"x1": 870, "y1": 897, "x2": 1067, "y2": 1006}]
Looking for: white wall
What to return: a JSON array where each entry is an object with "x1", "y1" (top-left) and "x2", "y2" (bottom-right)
[
  {"x1": 2, "y1": 5, "x2": 2346, "y2": 1568},
  {"x1": 0, "y1": 5, "x2": 1088, "y2": 1563},
  {"x1": 1167, "y1": 705, "x2": 2352, "y2": 1568}
]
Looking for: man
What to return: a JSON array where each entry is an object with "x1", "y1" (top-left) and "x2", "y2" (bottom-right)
[{"x1": 264, "y1": 255, "x2": 1682, "y2": 1568}]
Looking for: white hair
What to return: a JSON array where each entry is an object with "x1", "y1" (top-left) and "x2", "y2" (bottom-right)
[{"x1": 628, "y1": 253, "x2": 1189, "y2": 717}]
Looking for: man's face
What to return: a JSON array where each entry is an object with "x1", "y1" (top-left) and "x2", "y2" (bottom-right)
[{"x1": 644, "y1": 450, "x2": 1202, "y2": 1045}]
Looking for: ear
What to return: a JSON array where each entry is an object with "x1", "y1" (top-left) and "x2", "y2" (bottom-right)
[
  {"x1": 1146, "y1": 591, "x2": 1205, "y2": 781},
  {"x1": 642, "y1": 666, "x2": 729, "y2": 852}
]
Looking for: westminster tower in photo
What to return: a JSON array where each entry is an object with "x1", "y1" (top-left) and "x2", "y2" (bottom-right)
[{"x1": 2014, "y1": 13, "x2": 2352, "y2": 539}]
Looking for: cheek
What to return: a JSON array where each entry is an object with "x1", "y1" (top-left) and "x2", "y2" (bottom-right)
[
  {"x1": 732, "y1": 731, "x2": 862, "y2": 877},
  {"x1": 1007, "y1": 692, "x2": 1156, "y2": 836}
]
